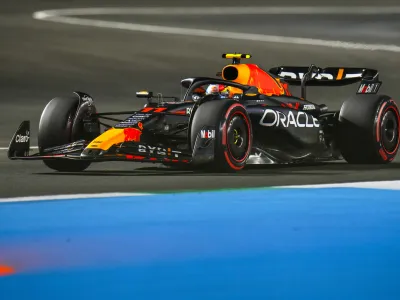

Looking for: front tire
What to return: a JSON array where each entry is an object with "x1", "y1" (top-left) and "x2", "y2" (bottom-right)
[
  {"x1": 336, "y1": 94, "x2": 400, "y2": 164},
  {"x1": 191, "y1": 100, "x2": 253, "y2": 172},
  {"x1": 38, "y1": 96, "x2": 92, "y2": 172}
]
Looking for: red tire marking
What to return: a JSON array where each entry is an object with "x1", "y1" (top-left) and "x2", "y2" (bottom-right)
[
  {"x1": 376, "y1": 102, "x2": 400, "y2": 155},
  {"x1": 221, "y1": 103, "x2": 251, "y2": 170},
  {"x1": 224, "y1": 151, "x2": 243, "y2": 170},
  {"x1": 379, "y1": 148, "x2": 388, "y2": 161},
  {"x1": 222, "y1": 103, "x2": 245, "y2": 146},
  {"x1": 226, "y1": 111, "x2": 251, "y2": 163}
]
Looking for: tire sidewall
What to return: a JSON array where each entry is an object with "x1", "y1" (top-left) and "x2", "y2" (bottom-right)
[
  {"x1": 38, "y1": 96, "x2": 93, "y2": 172},
  {"x1": 38, "y1": 96, "x2": 80, "y2": 153},
  {"x1": 337, "y1": 94, "x2": 400, "y2": 164},
  {"x1": 373, "y1": 98, "x2": 400, "y2": 162},
  {"x1": 190, "y1": 99, "x2": 252, "y2": 171},
  {"x1": 216, "y1": 103, "x2": 253, "y2": 171}
]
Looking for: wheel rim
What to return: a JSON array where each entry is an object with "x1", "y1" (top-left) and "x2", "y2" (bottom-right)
[
  {"x1": 227, "y1": 114, "x2": 249, "y2": 162},
  {"x1": 381, "y1": 109, "x2": 399, "y2": 153}
]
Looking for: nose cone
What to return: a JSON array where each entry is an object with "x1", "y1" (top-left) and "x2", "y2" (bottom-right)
[{"x1": 83, "y1": 127, "x2": 142, "y2": 153}]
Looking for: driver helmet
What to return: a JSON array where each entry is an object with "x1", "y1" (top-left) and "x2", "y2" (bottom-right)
[
  {"x1": 206, "y1": 84, "x2": 220, "y2": 95},
  {"x1": 206, "y1": 84, "x2": 226, "y2": 95}
]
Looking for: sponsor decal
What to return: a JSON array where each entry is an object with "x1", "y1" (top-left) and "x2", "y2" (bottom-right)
[
  {"x1": 116, "y1": 114, "x2": 150, "y2": 128},
  {"x1": 281, "y1": 102, "x2": 300, "y2": 110},
  {"x1": 357, "y1": 82, "x2": 381, "y2": 94},
  {"x1": 186, "y1": 107, "x2": 193, "y2": 115},
  {"x1": 15, "y1": 131, "x2": 29, "y2": 143},
  {"x1": 140, "y1": 107, "x2": 167, "y2": 113},
  {"x1": 138, "y1": 145, "x2": 181, "y2": 158},
  {"x1": 260, "y1": 109, "x2": 319, "y2": 128},
  {"x1": 123, "y1": 128, "x2": 142, "y2": 142},
  {"x1": 200, "y1": 129, "x2": 215, "y2": 139},
  {"x1": 303, "y1": 104, "x2": 316, "y2": 110},
  {"x1": 280, "y1": 71, "x2": 334, "y2": 80},
  {"x1": 279, "y1": 71, "x2": 362, "y2": 81}
]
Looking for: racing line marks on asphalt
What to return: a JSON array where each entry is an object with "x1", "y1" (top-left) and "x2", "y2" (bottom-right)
[{"x1": 32, "y1": 6, "x2": 400, "y2": 53}]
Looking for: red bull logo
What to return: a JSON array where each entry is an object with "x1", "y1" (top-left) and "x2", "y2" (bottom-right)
[{"x1": 124, "y1": 127, "x2": 142, "y2": 142}]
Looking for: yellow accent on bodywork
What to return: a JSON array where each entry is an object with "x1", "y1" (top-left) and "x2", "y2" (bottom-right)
[
  {"x1": 223, "y1": 53, "x2": 251, "y2": 59},
  {"x1": 86, "y1": 128, "x2": 125, "y2": 151},
  {"x1": 337, "y1": 68, "x2": 344, "y2": 80}
]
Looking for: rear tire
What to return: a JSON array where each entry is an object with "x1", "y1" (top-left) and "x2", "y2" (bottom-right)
[
  {"x1": 38, "y1": 96, "x2": 92, "y2": 172},
  {"x1": 336, "y1": 94, "x2": 400, "y2": 164},
  {"x1": 191, "y1": 100, "x2": 252, "y2": 172}
]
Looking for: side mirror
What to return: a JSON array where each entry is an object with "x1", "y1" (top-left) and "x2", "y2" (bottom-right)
[{"x1": 136, "y1": 91, "x2": 153, "y2": 98}]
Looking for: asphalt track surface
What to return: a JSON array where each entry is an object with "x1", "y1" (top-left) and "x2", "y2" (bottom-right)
[{"x1": 1, "y1": 0, "x2": 400, "y2": 197}]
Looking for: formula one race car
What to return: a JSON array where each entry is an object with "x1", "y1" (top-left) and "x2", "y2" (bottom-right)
[{"x1": 7, "y1": 53, "x2": 400, "y2": 172}]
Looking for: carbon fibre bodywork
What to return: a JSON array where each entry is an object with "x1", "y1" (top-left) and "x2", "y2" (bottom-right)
[
  {"x1": 7, "y1": 78, "x2": 334, "y2": 166},
  {"x1": 8, "y1": 54, "x2": 395, "y2": 170}
]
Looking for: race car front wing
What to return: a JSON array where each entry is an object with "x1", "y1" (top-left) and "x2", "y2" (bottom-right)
[{"x1": 7, "y1": 121, "x2": 192, "y2": 164}]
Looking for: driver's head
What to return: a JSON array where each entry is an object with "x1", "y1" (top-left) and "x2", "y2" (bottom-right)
[{"x1": 206, "y1": 84, "x2": 220, "y2": 95}]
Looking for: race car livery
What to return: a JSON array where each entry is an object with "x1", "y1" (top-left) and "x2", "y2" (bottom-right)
[{"x1": 7, "y1": 53, "x2": 400, "y2": 172}]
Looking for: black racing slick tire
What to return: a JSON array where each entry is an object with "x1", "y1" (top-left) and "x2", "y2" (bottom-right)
[
  {"x1": 191, "y1": 99, "x2": 253, "y2": 172},
  {"x1": 336, "y1": 94, "x2": 400, "y2": 164},
  {"x1": 38, "y1": 96, "x2": 91, "y2": 172}
]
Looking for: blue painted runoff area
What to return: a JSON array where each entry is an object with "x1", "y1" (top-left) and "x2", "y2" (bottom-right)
[{"x1": 1, "y1": 187, "x2": 400, "y2": 300}]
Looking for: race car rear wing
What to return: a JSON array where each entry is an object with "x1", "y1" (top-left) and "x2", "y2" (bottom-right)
[{"x1": 269, "y1": 65, "x2": 381, "y2": 99}]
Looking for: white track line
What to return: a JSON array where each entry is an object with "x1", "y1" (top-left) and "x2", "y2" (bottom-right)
[
  {"x1": 278, "y1": 180, "x2": 400, "y2": 190},
  {"x1": 33, "y1": 6, "x2": 400, "y2": 17},
  {"x1": 0, "y1": 192, "x2": 153, "y2": 203},
  {"x1": 32, "y1": 6, "x2": 400, "y2": 53},
  {"x1": 0, "y1": 146, "x2": 38, "y2": 151},
  {"x1": 2, "y1": 181, "x2": 400, "y2": 203}
]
